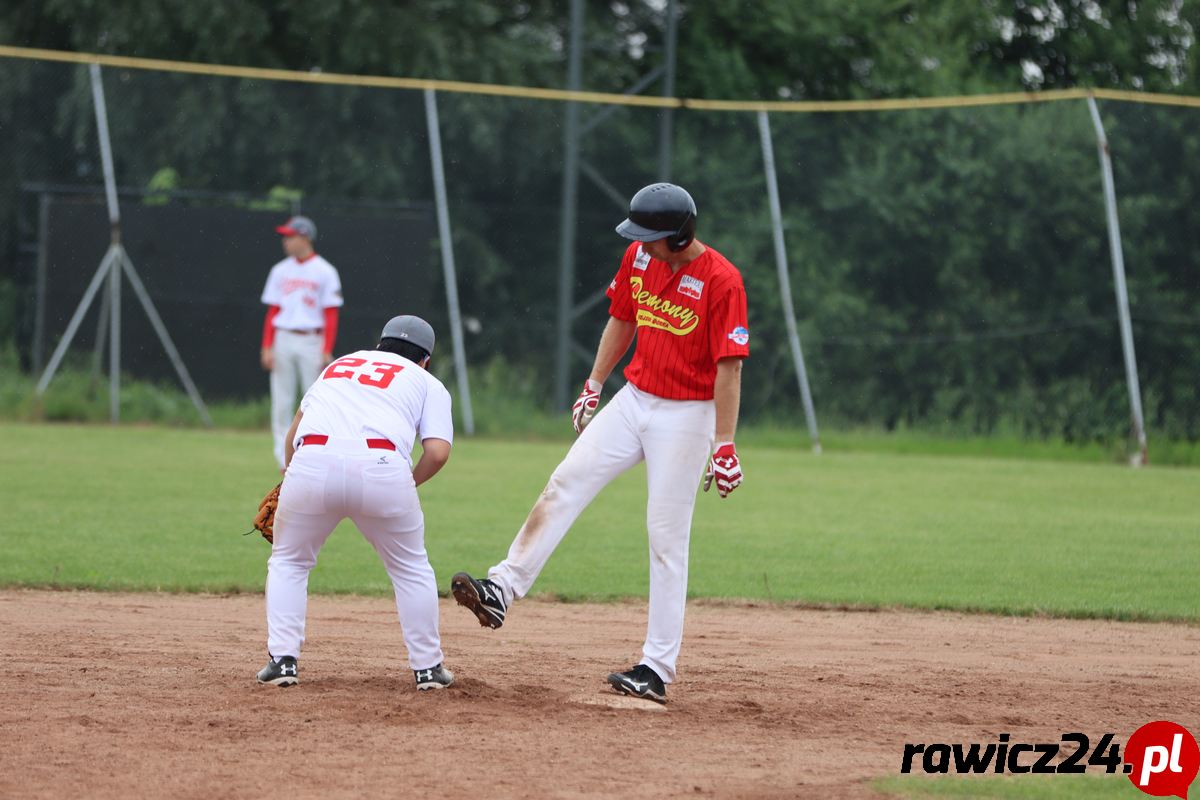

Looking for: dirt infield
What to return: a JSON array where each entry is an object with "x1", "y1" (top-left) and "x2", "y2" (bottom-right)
[{"x1": 2, "y1": 590, "x2": 1197, "y2": 799}]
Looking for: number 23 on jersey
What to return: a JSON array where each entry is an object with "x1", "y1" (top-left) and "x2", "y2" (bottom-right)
[{"x1": 322, "y1": 357, "x2": 405, "y2": 389}]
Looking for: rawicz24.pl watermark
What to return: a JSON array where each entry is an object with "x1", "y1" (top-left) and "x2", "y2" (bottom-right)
[{"x1": 900, "y1": 721, "x2": 1199, "y2": 797}]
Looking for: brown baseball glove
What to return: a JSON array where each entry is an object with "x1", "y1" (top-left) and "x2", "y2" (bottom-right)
[{"x1": 253, "y1": 482, "x2": 282, "y2": 544}]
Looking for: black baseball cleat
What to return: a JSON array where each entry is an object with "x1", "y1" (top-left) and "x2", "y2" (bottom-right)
[
  {"x1": 414, "y1": 663, "x2": 455, "y2": 691},
  {"x1": 607, "y1": 664, "x2": 666, "y2": 704},
  {"x1": 450, "y1": 571, "x2": 507, "y2": 629},
  {"x1": 257, "y1": 655, "x2": 299, "y2": 687}
]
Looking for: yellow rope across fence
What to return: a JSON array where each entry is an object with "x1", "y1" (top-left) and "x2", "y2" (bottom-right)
[{"x1": 2, "y1": 44, "x2": 1200, "y2": 111}]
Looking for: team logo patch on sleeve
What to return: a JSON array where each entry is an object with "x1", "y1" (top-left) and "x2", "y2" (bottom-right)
[
  {"x1": 727, "y1": 326, "x2": 750, "y2": 346},
  {"x1": 633, "y1": 248, "x2": 651, "y2": 271},
  {"x1": 679, "y1": 275, "x2": 705, "y2": 300}
]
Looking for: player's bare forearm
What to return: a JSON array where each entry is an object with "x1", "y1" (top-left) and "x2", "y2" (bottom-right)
[
  {"x1": 283, "y1": 410, "x2": 303, "y2": 467},
  {"x1": 714, "y1": 358, "x2": 743, "y2": 442},
  {"x1": 412, "y1": 438, "x2": 451, "y2": 487},
  {"x1": 588, "y1": 317, "x2": 636, "y2": 384}
]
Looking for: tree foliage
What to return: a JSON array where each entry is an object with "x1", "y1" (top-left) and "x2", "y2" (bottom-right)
[{"x1": 0, "y1": 0, "x2": 1197, "y2": 441}]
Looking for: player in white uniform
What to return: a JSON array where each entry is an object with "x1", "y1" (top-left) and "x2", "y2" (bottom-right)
[
  {"x1": 261, "y1": 215, "x2": 344, "y2": 471},
  {"x1": 255, "y1": 315, "x2": 456, "y2": 691}
]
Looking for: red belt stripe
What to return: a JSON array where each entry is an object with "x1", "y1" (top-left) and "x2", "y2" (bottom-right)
[{"x1": 299, "y1": 434, "x2": 396, "y2": 451}]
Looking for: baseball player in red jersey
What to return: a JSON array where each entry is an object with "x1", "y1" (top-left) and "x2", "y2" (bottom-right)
[
  {"x1": 451, "y1": 183, "x2": 748, "y2": 704},
  {"x1": 261, "y1": 216, "x2": 343, "y2": 471},
  {"x1": 255, "y1": 314, "x2": 455, "y2": 692}
]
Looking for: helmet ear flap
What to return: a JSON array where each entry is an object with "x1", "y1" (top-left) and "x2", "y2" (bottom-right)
[{"x1": 667, "y1": 213, "x2": 696, "y2": 252}]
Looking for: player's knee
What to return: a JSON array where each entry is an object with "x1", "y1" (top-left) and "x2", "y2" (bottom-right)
[
  {"x1": 552, "y1": 446, "x2": 610, "y2": 485},
  {"x1": 268, "y1": 551, "x2": 318, "y2": 571}
]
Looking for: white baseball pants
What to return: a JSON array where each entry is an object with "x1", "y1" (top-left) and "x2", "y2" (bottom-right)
[
  {"x1": 488, "y1": 383, "x2": 715, "y2": 683},
  {"x1": 265, "y1": 437, "x2": 444, "y2": 671},
  {"x1": 270, "y1": 329, "x2": 324, "y2": 468}
]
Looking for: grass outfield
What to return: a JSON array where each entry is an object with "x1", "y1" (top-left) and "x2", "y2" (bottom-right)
[
  {"x1": 1, "y1": 421, "x2": 1196, "y2": 621},
  {"x1": 874, "y1": 775, "x2": 1142, "y2": 798}
]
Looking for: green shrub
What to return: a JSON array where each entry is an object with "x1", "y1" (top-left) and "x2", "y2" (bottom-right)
[{"x1": 0, "y1": 346, "x2": 1196, "y2": 465}]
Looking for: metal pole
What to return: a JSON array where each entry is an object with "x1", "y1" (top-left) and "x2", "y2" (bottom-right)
[
  {"x1": 423, "y1": 88, "x2": 475, "y2": 435},
  {"x1": 32, "y1": 193, "x2": 50, "y2": 374},
  {"x1": 36, "y1": 246, "x2": 119, "y2": 395},
  {"x1": 119, "y1": 253, "x2": 213, "y2": 427},
  {"x1": 108, "y1": 245, "x2": 121, "y2": 422},
  {"x1": 91, "y1": 273, "x2": 110, "y2": 384},
  {"x1": 1086, "y1": 96, "x2": 1148, "y2": 465},
  {"x1": 554, "y1": 0, "x2": 585, "y2": 411},
  {"x1": 579, "y1": 160, "x2": 628, "y2": 209},
  {"x1": 757, "y1": 110, "x2": 821, "y2": 452},
  {"x1": 657, "y1": 0, "x2": 678, "y2": 181},
  {"x1": 579, "y1": 66, "x2": 663, "y2": 136},
  {"x1": 88, "y1": 64, "x2": 120, "y2": 231},
  {"x1": 90, "y1": 62, "x2": 124, "y2": 422}
]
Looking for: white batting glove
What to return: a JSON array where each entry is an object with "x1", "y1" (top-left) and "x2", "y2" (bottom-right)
[
  {"x1": 703, "y1": 441, "x2": 743, "y2": 498},
  {"x1": 571, "y1": 379, "x2": 603, "y2": 434}
]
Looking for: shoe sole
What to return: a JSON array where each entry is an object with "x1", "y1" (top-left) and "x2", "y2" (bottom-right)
[
  {"x1": 606, "y1": 674, "x2": 666, "y2": 704},
  {"x1": 450, "y1": 572, "x2": 504, "y2": 629},
  {"x1": 258, "y1": 676, "x2": 299, "y2": 687},
  {"x1": 416, "y1": 680, "x2": 453, "y2": 691}
]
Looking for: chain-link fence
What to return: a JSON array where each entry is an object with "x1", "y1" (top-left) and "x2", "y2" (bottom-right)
[{"x1": 1, "y1": 48, "x2": 1197, "y2": 446}]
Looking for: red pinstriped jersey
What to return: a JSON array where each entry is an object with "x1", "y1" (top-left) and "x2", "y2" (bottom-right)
[{"x1": 605, "y1": 242, "x2": 750, "y2": 400}]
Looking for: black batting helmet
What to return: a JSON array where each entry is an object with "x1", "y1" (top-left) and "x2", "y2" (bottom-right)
[{"x1": 615, "y1": 183, "x2": 697, "y2": 252}]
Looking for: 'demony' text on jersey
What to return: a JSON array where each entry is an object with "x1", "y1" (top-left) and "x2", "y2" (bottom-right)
[{"x1": 605, "y1": 242, "x2": 751, "y2": 400}]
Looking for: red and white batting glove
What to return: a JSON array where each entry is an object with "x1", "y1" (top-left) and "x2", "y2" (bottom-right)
[
  {"x1": 703, "y1": 441, "x2": 743, "y2": 498},
  {"x1": 571, "y1": 379, "x2": 603, "y2": 434}
]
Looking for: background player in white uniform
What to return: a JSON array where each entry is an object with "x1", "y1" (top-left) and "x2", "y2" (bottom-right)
[
  {"x1": 450, "y1": 183, "x2": 748, "y2": 704},
  {"x1": 256, "y1": 315, "x2": 456, "y2": 692},
  {"x1": 261, "y1": 215, "x2": 344, "y2": 470}
]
